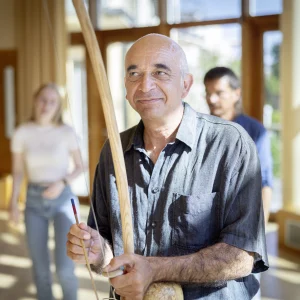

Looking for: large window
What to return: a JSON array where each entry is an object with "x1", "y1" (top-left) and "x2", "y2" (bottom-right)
[
  {"x1": 263, "y1": 31, "x2": 282, "y2": 212},
  {"x1": 65, "y1": 0, "x2": 89, "y2": 32},
  {"x1": 99, "y1": 0, "x2": 159, "y2": 29},
  {"x1": 106, "y1": 42, "x2": 140, "y2": 132},
  {"x1": 68, "y1": 0, "x2": 282, "y2": 209},
  {"x1": 66, "y1": 0, "x2": 160, "y2": 31},
  {"x1": 66, "y1": 46, "x2": 89, "y2": 196},
  {"x1": 167, "y1": 0, "x2": 241, "y2": 23},
  {"x1": 250, "y1": 0, "x2": 282, "y2": 16},
  {"x1": 171, "y1": 24, "x2": 241, "y2": 114}
]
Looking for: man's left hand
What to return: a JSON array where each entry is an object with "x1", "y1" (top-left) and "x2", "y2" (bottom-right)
[{"x1": 104, "y1": 254, "x2": 155, "y2": 300}]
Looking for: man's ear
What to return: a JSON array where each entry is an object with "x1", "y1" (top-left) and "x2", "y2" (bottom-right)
[
  {"x1": 181, "y1": 74, "x2": 193, "y2": 99},
  {"x1": 233, "y1": 88, "x2": 241, "y2": 104},
  {"x1": 124, "y1": 77, "x2": 129, "y2": 101}
]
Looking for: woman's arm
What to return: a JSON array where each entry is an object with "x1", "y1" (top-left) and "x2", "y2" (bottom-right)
[
  {"x1": 42, "y1": 148, "x2": 86, "y2": 199},
  {"x1": 9, "y1": 153, "x2": 25, "y2": 222},
  {"x1": 63, "y1": 148, "x2": 87, "y2": 184}
]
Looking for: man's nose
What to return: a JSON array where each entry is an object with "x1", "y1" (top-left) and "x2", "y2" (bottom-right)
[
  {"x1": 44, "y1": 101, "x2": 52, "y2": 109},
  {"x1": 139, "y1": 74, "x2": 156, "y2": 92},
  {"x1": 207, "y1": 94, "x2": 219, "y2": 104}
]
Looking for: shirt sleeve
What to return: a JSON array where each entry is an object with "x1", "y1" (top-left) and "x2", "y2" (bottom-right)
[
  {"x1": 219, "y1": 135, "x2": 269, "y2": 274},
  {"x1": 87, "y1": 142, "x2": 113, "y2": 245},
  {"x1": 11, "y1": 127, "x2": 25, "y2": 153},
  {"x1": 256, "y1": 130, "x2": 273, "y2": 188}
]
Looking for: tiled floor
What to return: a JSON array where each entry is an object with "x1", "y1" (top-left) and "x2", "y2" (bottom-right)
[
  {"x1": 0, "y1": 206, "x2": 300, "y2": 300},
  {"x1": 0, "y1": 206, "x2": 110, "y2": 300}
]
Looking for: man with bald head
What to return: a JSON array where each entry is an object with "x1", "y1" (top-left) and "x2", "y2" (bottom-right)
[{"x1": 67, "y1": 34, "x2": 268, "y2": 300}]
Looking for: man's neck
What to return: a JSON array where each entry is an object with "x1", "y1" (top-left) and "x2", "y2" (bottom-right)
[
  {"x1": 221, "y1": 110, "x2": 237, "y2": 121},
  {"x1": 143, "y1": 107, "x2": 183, "y2": 163}
]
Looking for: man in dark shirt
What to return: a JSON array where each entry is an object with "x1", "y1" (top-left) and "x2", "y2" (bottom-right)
[
  {"x1": 67, "y1": 34, "x2": 268, "y2": 300},
  {"x1": 204, "y1": 67, "x2": 273, "y2": 225}
]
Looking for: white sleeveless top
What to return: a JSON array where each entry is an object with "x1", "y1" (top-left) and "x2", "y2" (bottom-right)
[{"x1": 11, "y1": 122, "x2": 79, "y2": 183}]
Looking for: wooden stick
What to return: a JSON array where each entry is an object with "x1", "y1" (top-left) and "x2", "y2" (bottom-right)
[
  {"x1": 71, "y1": 199, "x2": 99, "y2": 300},
  {"x1": 72, "y1": 0, "x2": 134, "y2": 255}
]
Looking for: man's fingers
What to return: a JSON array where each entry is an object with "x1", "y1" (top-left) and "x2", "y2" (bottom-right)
[
  {"x1": 67, "y1": 240, "x2": 92, "y2": 254},
  {"x1": 67, "y1": 247, "x2": 89, "y2": 264},
  {"x1": 67, "y1": 232, "x2": 92, "y2": 248},
  {"x1": 104, "y1": 254, "x2": 134, "y2": 273},
  {"x1": 78, "y1": 222, "x2": 100, "y2": 240},
  {"x1": 69, "y1": 223, "x2": 91, "y2": 240}
]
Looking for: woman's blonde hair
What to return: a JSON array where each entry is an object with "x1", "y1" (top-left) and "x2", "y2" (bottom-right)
[{"x1": 30, "y1": 83, "x2": 64, "y2": 125}]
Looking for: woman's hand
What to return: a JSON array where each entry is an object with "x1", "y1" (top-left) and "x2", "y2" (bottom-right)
[{"x1": 42, "y1": 180, "x2": 65, "y2": 199}]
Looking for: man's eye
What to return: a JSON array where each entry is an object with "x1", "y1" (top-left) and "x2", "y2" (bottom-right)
[
  {"x1": 153, "y1": 71, "x2": 170, "y2": 79},
  {"x1": 217, "y1": 91, "x2": 226, "y2": 97},
  {"x1": 129, "y1": 72, "x2": 140, "y2": 77},
  {"x1": 127, "y1": 72, "x2": 142, "y2": 82},
  {"x1": 155, "y1": 71, "x2": 168, "y2": 76}
]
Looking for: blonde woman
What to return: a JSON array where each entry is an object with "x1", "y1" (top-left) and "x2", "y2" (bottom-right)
[{"x1": 9, "y1": 83, "x2": 84, "y2": 300}]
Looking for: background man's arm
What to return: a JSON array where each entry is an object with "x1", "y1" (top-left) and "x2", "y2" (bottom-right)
[
  {"x1": 257, "y1": 130, "x2": 273, "y2": 226},
  {"x1": 262, "y1": 186, "x2": 272, "y2": 225}
]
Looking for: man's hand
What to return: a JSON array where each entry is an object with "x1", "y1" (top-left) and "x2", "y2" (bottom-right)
[
  {"x1": 42, "y1": 181, "x2": 65, "y2": 199},
  {"x1": 67, "y1": 222, "x2": 104, "y2": 265},
  {"x1": 104, "y1": 254, "x2": 155, "y2": 300}
]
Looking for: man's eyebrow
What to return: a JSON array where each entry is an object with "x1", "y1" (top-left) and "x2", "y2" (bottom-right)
[
  {"x1": 154, "y1": 63, "x2": 171, "y2": 72},
  {"x1": 126, "y1": 65, "x2": 137, "y2": 72}
]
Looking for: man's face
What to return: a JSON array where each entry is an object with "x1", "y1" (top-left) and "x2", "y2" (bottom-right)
[
  {"x1": 124, "y1": 36, "x2": 192, "y2": 122},
  {"x1": 204, "y1": 77, "x2": 240, "y2": 120}
]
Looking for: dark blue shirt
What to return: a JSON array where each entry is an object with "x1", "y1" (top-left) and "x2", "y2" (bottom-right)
[
  {"x1": 233, "y1": 114, "x2": 273, "y2": 188},
  {"x1": 88, "y1": 103, "x2": 268, "y2": 299}
]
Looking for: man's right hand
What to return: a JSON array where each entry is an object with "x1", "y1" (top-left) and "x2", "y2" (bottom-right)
[{"x1": 67, "y1": 222, "x2": 104, "y2": 265}]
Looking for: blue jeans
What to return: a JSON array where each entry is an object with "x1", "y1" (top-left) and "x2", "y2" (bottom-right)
[{"x1": 25, "y1": 184, "x2": 78, "y2": 300}]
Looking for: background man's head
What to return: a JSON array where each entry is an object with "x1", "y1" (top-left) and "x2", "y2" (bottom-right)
[
  {"x1": 124, "y1": 34, "x2": 193, "y2": 122},
  {"x1": 203, "y1": 67, "x2": 241, "y2": 121}
]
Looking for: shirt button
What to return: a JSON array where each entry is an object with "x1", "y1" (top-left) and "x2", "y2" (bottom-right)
[
  {"x1": 152, "y1": 187, "x2": 159, "y2": 193},
  {"x1": 151, "y1": 221, "x2": 157, "y2": 228}
]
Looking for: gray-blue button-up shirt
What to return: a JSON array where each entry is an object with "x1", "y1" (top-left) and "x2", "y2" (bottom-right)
[{"x1": 88, "y1": 102, "x2": 268, "y2": 299}]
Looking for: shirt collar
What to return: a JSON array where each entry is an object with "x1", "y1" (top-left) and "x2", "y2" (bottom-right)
[
  {"x1": 175, "y1": 102, "x2": 196, "y2": 150},
  {"x1": 124, "y1": 102, "x2": 197, "y2": 153},
  {"x1": 124, "y1": 120, "x2": 144, "y2": 153}
]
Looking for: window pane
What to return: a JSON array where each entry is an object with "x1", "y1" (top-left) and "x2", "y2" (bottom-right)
[
  {"x1": 99, "y1": 0, "x2": 159, "y2": 30},
  {"x1": 107, "y1": 42, "x2": 140, "y2": 132},
  {"x1": 171, "y1": 24, "x2": 241, "y2": 114},
  {"x1": 263, "y1": 31, "x2": 282, "y2": 212},
  {"x1": 66, "y1": 46, "x2": 89, "y2": 196},
  {"x1": 250, "y1": 0, "x2": 282, "y2": 16},
  {"x1": 65, "y1": 0, "x2": 89, "y2": 32},
  {"x1": 168, "y1": 0, "x2": 241, "y2": 23}
]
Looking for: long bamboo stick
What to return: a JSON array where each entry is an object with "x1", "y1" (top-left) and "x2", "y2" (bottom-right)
[{"x1": 72, "y1": 0, "x2": 134, "y2": 255}]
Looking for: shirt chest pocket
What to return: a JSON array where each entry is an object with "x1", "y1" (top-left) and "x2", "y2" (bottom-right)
[{"x1": 170, "y1": 192, "x2": 220, "y2": 255}]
